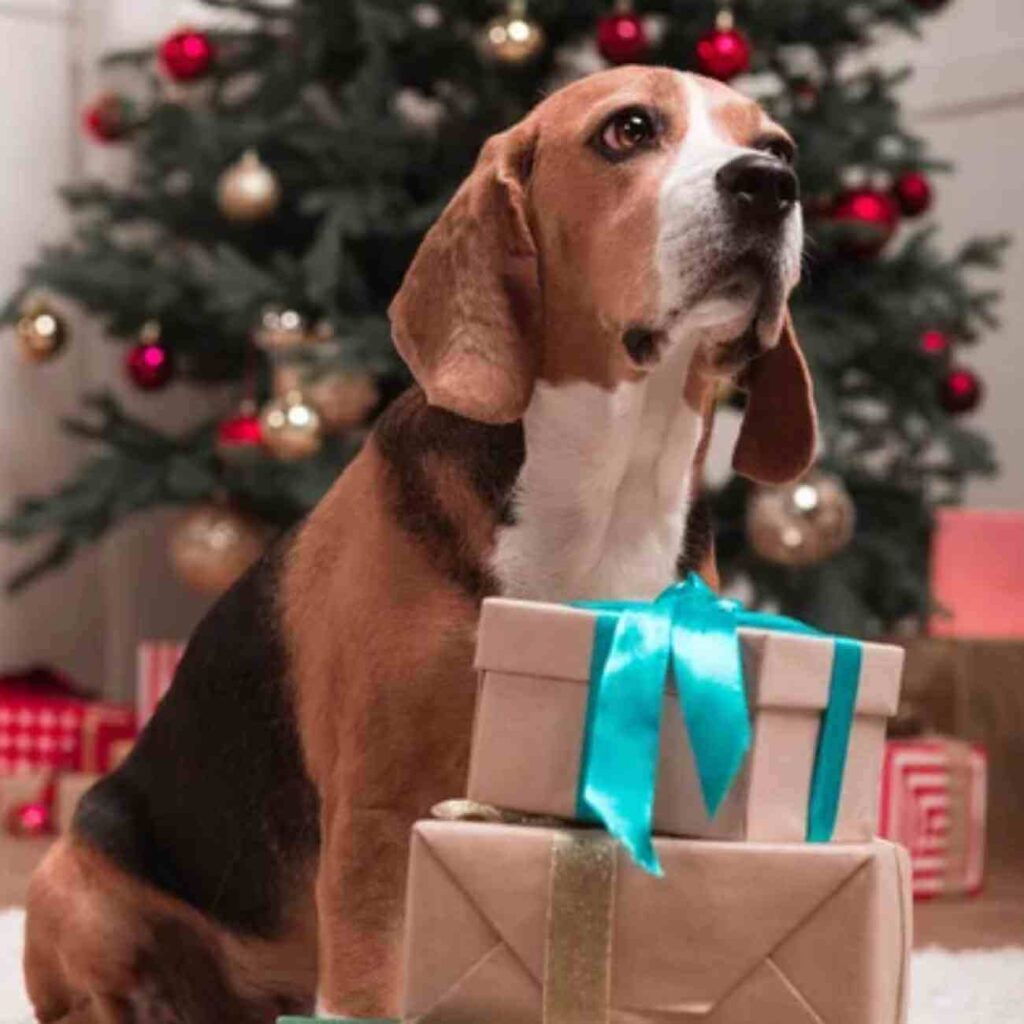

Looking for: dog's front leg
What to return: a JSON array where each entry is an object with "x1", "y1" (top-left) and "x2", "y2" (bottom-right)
[{"x1": 314, "y1": 789, "x2": 414, "y2": 1019}]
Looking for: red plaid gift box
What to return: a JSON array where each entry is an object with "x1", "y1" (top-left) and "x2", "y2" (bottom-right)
[
  {"x1": 137, "y1": 641, "x2": 185, "y2": 728},
  {"x1": 878, "y1": 737, "x2": 987, "y2": 899},
  {"x1": 0, "y1": 668, "x2": 136, "y2": 776}
]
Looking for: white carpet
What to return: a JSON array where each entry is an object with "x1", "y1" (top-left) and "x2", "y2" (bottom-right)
[
  {"x1": 1, "y1": 909, "x2": 1022, "y2": 1023},
  {"x1": 0, "y1": 911, "x2": 30, "y2": 1024}
]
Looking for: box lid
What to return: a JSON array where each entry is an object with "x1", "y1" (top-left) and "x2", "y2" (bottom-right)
[{"x1": 476, "y1": 597, "x2": 902, "y2": 716}]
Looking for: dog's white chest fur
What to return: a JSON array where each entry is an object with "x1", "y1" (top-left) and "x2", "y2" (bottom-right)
[{"x1": 492, "y1": 346, "x2": 703, "y2": 602}]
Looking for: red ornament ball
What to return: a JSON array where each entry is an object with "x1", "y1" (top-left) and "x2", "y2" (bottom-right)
[
  {"x1": 159, "y1": 28, "x2": 215, "y2": 81},
  {"x1": 830, "y1": 188, "x2": 901, "y2": 258},
  {"x1": 6, "y1": 799, "x2": 54, "y2": 838},
  {"x1": 216, "y1": 411, "x2": 263, "y2": 459},
  {"x1": 126, "y1": 342, "x2": 174, "y2": 390},
  {"x1": 909, "y1": 0, "x2": 950, "y2": 10},
  {"x1": 893, "y1": 171, "x2": 933, "y2": 218},
  {"x1": 82, "y1": 93, "x2": 132, "y2": 143},
  {"x1": 695, "y1": 25, "x2": 752, "y2": 81},
  {"x1": 6, "y1": 777, "x2": 56, "y2": 838},
  {"x1": 940, "y1": 366, "x2": 983, "y2": 414},
  {"x1": 920, "y1": 329, "x2": 951, "y2": 356},
  {"x1": 596, "y1": 12, "x2": 648, "y2": 65}
]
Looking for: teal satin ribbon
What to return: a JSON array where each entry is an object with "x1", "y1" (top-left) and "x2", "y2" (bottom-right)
[{"x1": 574, "y1": 574, "x2": 863, "y2": 875}]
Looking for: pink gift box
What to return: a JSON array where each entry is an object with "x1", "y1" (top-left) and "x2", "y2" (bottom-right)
[
  {"x1": 878, "y1": 738, "x2": 987, "y2": 899},
  {"x1": 930, "y1": 508, "x2": 1024, "y2": 637}
]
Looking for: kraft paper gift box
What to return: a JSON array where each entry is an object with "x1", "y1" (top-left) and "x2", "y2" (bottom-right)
[
  {"x1": 468, "y1": 592, "x2": 904, "y2": 843},
  {"x1": 402, "y1": 820, "x2": 912, "y2": 1024}
]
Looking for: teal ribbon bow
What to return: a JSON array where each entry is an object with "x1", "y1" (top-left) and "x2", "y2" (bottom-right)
[{"x1": 573, "y1": 573, "x2": 863, "y2": 875}]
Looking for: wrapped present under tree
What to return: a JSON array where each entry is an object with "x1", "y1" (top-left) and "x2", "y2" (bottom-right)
[
  {"x1": 0, "y1": 666, "x2": 135, "y2": 775},
  {"x1": 879, "y1": 737, "x2": 987, "y2": 899}
]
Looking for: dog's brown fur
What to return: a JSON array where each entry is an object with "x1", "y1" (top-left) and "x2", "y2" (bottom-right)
[{"x1": 26, "y1": 838, "x2": 317, "y2": 1023}]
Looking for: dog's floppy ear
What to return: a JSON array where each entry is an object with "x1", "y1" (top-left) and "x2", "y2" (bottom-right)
[
  {"x1": 732, "y1": 312, "x2": 817, "y2": 484},
  {"x1": 388, "y1": 121, "x2": 540, "y2": 424}
]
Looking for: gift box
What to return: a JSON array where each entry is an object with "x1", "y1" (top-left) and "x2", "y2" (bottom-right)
[
  {"x1": 898, "y1": 636, "x2": 1020, "y2": 868},
  {"x1": 469, "y1": 579, "x2": 903, "y2": 854},
  {"x1": 929, "y1": 508, "x2": 1024, "y2": 637},
  {"x1": 878, "y1": 737, "x2": 986, "y2": 899},
  {"x1": 402, "y1": 819, "x2": 911, "y2": 1024},
  {"x1": 0, "y1": 668, "x2": 136, "y2": 775},
  {"x1": 136, "y1": 641, "x2": 185, "y2": 728}
]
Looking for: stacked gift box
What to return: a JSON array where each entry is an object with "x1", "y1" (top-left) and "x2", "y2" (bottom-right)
[{"x1": 400, "y1": 575, "x2": 912, "y2": 1024}]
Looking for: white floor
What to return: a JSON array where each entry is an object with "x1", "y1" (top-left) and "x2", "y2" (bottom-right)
[{"x1": 0, "y1": 910, "x2": 1022, "y2": 1023}]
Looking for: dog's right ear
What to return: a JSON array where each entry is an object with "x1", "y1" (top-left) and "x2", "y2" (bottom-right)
[
  {"x1": 732, "y1": 312, "x2": 817, "y2": 484},
  {"x1": 388, "y1": 121, "x2": 540, "y2": 424}
]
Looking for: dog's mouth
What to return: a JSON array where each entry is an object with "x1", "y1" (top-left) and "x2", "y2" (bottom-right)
[
  {"x1": 625, "y1": 252, "x2": 790, "y2": 372},
  {"x1": 699, "y1": 250, "x2": 788, "y2": 357}
]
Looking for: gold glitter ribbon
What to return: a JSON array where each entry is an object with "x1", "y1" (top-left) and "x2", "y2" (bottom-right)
[
  {"x1": 431, "y1": 798, "x2": 564, "y2": 828},
  {"x1": 544, "y1": 832, "x2": 616, "y2": 1024},
  {"x1": 430, "y1": 800, "x2": 617, "y2": 1024}
]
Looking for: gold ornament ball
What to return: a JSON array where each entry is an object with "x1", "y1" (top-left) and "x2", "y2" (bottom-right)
[
  {"x1": 16, "y1": 306, "x2": 68, "y2": 363},
  {"x1": 260, "y1": 391, "x2": 323, "y2": 461},
  {"x1": 217, "y1": 150, "x2": 281, "y2": 222},
  {"x1": 483, "y1": 5, "x2": 545, "y2": 64},
  {"x1": 308, "y1": 371, "x2": 379, "y2": 431},
  {"x1": 254, "y1": 306, "x2": 310, "y2": 352},
  {"x1": 169, "y1": 504, "x2": 266, "y2": 595},
  {"x1": 746, "y1": 471, "x2": 856, "y2": 567}
]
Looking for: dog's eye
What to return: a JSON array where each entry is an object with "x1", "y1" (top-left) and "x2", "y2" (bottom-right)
[
  {"x1": 596, "y1": 107, "x2": 659, "y2": 160},
  {"x1": 755, "y1": 136, "x2": 797, "y2": 165}
]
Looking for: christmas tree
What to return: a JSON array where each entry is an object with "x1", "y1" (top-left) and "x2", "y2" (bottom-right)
[{"x1": 1, "y1": 0, "x2": 1005, "y2": 635}]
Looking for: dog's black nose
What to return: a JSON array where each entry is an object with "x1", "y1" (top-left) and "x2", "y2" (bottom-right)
[{"x1": 716, "y1": 154, "x2": 799, "y2": 222}]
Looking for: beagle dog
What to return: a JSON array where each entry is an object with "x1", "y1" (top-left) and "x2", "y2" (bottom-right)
[{"x1": 24, "y1": 65, "x2": 814, "y2": 1024}]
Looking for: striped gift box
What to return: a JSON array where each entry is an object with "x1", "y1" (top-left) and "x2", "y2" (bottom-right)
[
  {"x1": 878, "y1": 738, "x2": 987, "y2": 899},
  {"x1": 137, "y1": 641, "x2": 186, "y2": 729}
]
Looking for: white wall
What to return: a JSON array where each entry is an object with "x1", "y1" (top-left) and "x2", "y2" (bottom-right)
[
  {"x1": 0, "y1": 0, "x2": 226, "y2": 701},
  {"x1": 875, "y1": 2, "x2": 1024, "y2": 509},
  {"x1": 0, "y1": 0, "x2": 108, "y2": 692}
]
